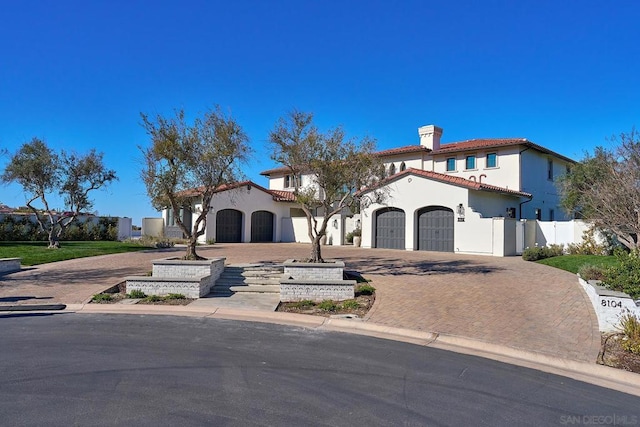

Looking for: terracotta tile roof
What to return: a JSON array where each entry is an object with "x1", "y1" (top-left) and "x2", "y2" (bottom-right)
[
  {"x1": 260, "y1": 166, "x2": 290, "y2": 176},
  {"x1": 269, "y1": 189, "x2": 297, "y2": 202},
  {"x1": 375, "y1": 145, "x2": 431, "y2": 157},
  {"x1": 178, "y1": 180, "x2": 297, "y2": 203},
  {"x1": 360, "y1": 168, "x2": 532, "y2": 198},
  {"x1": 433, "y1": 138, "x2": 575, "y2": 163}
]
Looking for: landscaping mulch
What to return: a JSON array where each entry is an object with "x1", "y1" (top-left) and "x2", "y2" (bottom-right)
[
  {"x1": 276, "y1": 294, "x2": 374, "y2": 318},
  {"x1": 598, "y1": 333, "x2": 640, "y2": 374}
]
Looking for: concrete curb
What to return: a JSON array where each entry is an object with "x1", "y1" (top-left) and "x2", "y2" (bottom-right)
[{"x1": 16, "y1": 303, "x2": 640, "y2": 397}]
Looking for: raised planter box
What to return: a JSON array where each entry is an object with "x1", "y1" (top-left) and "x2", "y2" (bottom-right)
[
  {"x1": 280, "y1": 279, "x2": 356, "y2": 302},
  {"x1": 0, "y1": 258, "x2": 21, "y2": 274},
  {"x1": 578, "y1": 275, "x2": 640, "y2": 332},
  {"x1": 126, "y1": 257, "x2": 225, "y2": 298},
  {"x1": 280, "y1": 259, "x2": 355, "y2": 302}
]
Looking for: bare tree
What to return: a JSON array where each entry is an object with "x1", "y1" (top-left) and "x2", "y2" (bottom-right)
[
  {"x1": 1, "y1": 138, "x2": 117, "y2": 248},
  {"x1": 269, "y1": 110, "x2": 385, "y2": 262},
  {"x1": 558, "y1": 128, "x2": 640, "y2": 250},
  {"x1": 140, "y1": 107, "x2": 250, "y2": 260}
]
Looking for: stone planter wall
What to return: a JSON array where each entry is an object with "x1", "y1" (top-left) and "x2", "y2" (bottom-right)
[
  {"x1": 126, "y1": 257, "x2": 225, "y2": 298},
  {"x1": 0, "y1": 258, "x2": 21, "y2": 274},
  {"x1": 280, "y1": 259, "x2": 355, "y2": 302},
  {"x1": 280, "y1": 279, "x2": 356, "y2": 302},
  {"x1": 578, "y1": 275, "x2": 640, "y2": 332},
  {"x1": 283, "y1": 259, "x2": 345, "y2": 281}
]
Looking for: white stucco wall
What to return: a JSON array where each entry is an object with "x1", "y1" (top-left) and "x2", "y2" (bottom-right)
[
  {"x1": 360, "y1": 173, "x2": 524, "y2": 255},
  {"x1": 520, "y1": 150, "x2": 572, "y2": 221},
  {"x1": 188, "y1": 186, "x2": 295, "y2": 243},
  {"x1": 431, "y1": 146, "x2": 521, "y2": 190}
]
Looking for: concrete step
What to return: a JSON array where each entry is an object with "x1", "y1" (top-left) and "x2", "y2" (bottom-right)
[
  {"x1": 216, "y1": 277, "x2": 282, "y2": 286},
  {"x1": 212, "y1": 284, "x2": 280, "y2": 294},
  {"x1": 218, "y1": 273, "x2": 283, "y2": 281}
]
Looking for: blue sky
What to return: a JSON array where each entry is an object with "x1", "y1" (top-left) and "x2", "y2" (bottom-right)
[{"x1": 1, "y1": 1, "x2": 639, "y2": 225}]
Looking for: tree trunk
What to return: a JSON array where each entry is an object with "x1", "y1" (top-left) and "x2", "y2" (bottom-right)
[
  {"x1": 48, "y1": 230, "x2": 60, "y2": 249},
  {"x1": 184, "y1": 238, "x2": 203, "y2": 260},
  {"x1": 310, "y1": 235, "x2": 323, "y2": 263}
]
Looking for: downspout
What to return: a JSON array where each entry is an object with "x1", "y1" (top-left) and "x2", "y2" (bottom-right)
[{"x1": 518, "y1": 146, "x2": 531, "y2": 220}]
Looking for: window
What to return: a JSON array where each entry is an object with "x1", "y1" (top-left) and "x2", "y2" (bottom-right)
[
  {"x1": 465, "y1": 155, "x2": 476, "y2": 170},
  {"x1": 284, "y1": 174, "x2": 301, "y2": 188},
  {"x1": 388, "y1": 163, "x2": 396, "y2": 176},
  {"x1": 446, "y1": 157, "x2": 456, "y2": 171},
  {"x1": 547, "y1": 159, "x2": 554, "y2": 180},
  {"x1": 549, "y1": 209, "x2": 555, "y2": 221},
  {"x1": 486, "y1": 153, "x2": 497, "y2": 168},
  {"x1": 400, "y1": 161, "x2": 406, "y2": 172},
  {"x1": 535, "y1": 209, "x2": 542, "y2": 220}
]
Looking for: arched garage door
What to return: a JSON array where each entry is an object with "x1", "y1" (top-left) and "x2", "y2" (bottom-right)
[
  {"x1": 251, "y1": 211, "x2": 274, "y2": 242},
  {"x1": 375, "y1": 208, "x2": 405, "y2": 249},
  {"x1": 417, "y1": 206, "x2": 454, "y2": 252},
  {"x1": 216, "y1": 209, "x2": 242, "y2": 243}
]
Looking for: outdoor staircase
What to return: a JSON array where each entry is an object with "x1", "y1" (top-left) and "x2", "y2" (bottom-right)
[{"x1": 212, "y1": 263, "x2": 284, "y2": 295}]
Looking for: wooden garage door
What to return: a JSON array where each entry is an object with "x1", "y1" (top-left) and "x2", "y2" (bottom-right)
[
  {"x1": 216, "y1": 209, "x2": 242, "y2": 243},
  {"x1": 251, "y1": 211, "x2": 274, "y2": 242},
  {"x1": 375, "y1": 208, "x2": 405, "y2": 249},
  {"x1": 418, "y1": 206, "x2": 454, "y2": 252}
]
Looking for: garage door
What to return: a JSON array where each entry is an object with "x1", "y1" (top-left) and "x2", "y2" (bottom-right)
[
  {"x1": 375, "y1": 208, "x2": 405, "y2": 249},
  {"x1": 418, "y1": 206, "x2": 454, "y2": 252},
  {"x1": 216, "y1": 209, "x2": 242, "y2": 243},
  {"x1": 251, "y1": 211, "x2": 274, "y2": 242}
]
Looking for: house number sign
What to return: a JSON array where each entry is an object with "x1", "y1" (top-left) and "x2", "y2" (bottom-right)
[{"x1": 601, "y1": 299, "x2": 623, "y2": 308}]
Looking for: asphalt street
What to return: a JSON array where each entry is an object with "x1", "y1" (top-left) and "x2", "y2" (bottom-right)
[{"x1": 1, "y1": 313, "x2": 638, "y2": 426}]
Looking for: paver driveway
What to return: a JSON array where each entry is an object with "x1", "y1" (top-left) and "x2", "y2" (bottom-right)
[{"x1": 0, "y1": 243, "x2": 600, "y2": 362}]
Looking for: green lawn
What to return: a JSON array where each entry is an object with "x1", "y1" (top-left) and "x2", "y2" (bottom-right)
[
  {"x1": 0, "y1": 241, "x2": 151, "y2": 266},
  {"x1": 536, "y1": 254, "x2": 618, "y2": 274}
]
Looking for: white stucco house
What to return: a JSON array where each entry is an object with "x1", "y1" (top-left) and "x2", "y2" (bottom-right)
[{"x1": 160, "y1": 123, "x2": 575, "y2": 256}]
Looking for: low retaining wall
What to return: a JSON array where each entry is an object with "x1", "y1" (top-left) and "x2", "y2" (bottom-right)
[
  {"x1": 280, "y1": 279, "x2": 356, "y2": 302},
  {"x1": 281, "y1": 259, "x2": 355, "y2": 302},
  {"x1": 578, "y1": 275, "x2": 640, "y2": 332},
  {"x1": 283, "y1": 259, "x2": 345, "y2": 281},
  {"x1": 126, "y1": 257, "x2": 225, "y2": 298},
  {"x1": 0, "y1": 258, "x2": 21, "y2": 274},
  {"x1": 126, "y1": 276, "x2": 216, "y2": 299}
]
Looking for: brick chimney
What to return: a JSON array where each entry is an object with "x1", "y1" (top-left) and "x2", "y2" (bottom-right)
[{"x1": 418, "y1": 125, "x2": 443, "y2": 150}]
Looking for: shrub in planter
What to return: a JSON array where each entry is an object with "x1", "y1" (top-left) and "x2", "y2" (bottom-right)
[
  {"x1": 522, "y1": 244, "x2": 564, "y2": 261},
  {"x1": 602, "y1": 249, "x2": 640, "y2": 299},
  {"x1": 619, "y1": 311, "x2": 640, "y2": 354},
  {"x1": 577, "y1": 264, "x2": 607, "y2": 281},
  {"x1": 356, "y1": 284, "x2": 376, "y2": 296}
]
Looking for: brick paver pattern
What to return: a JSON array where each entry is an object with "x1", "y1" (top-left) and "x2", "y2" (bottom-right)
[{"x1": 0, "y1": 243, "x2": 600, "y2": 363}]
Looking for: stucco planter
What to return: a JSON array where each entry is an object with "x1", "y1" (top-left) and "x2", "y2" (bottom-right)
[
  {"x1": 126, "y1": 257, "x2": 225, "y2": 298},
  {"x1": 353, "y1": 236, "x2": 361, "y2": 247},
  {"x1": 280, "y1": 259, "x2": 355, "y2": 302},
  {"x1": 0, "y1": 258, "x2": 21, "y2": 274},
  {"x1": 577, "y1": 274, "x2": 640, "y2": 332}
]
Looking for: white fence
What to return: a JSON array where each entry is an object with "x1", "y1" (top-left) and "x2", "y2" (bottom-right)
[{"x1": 517, "y1": 219, "x2": 593, "y2": 254}]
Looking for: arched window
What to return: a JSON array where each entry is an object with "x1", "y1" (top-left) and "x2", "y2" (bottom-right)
[
  {"x1": 388, "y1": 163, "x2": 396, "y2": 176},
  {"x1": 400, "y1": 162, "x2": 406, "y2": 172}
]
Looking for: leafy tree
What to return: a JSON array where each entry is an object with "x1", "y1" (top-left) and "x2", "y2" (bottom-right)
[
  {"x1": 558, "y1": 129, "x2": 640, "y2": 250},
  {"x1": 269, "y1": 110, "x2": 385, "y2": 262},
  {"x1": 140, "y1": 107, "x2": 250, "y2": 260},
  {"x1": 1, "y1": 138, "x2": 117, "y2": 248}
]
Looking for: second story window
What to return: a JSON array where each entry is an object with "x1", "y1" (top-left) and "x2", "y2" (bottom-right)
[
  {"x1": 446, "y1": 157, "x2": 456, "y2": 171},
  {"x1": 400, "y1": 161, "x2": 406, "y2": 172},
  {"x1": 486, "y1": 153, "x2": 497, "y2": 168},
  {"x1": 547, "y1": 159, "x2": 554, "y2": 180},
  {"x1": 388, "y1": 163, "x2": 396, "y2": 176},
  {"x1": 284, "y1": 174, "x2": 300, "y2": 188},
  {"x1": 465, "y1": 155, "x2": 476, "y2": 170}
]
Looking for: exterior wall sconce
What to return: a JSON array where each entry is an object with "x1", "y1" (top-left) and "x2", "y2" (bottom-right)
[
  {"x1": 247, "y1": 184, "x2": 252, "y2": 192},
  {"x1": 332, "y1": 219, "x2": 338, "y2": 229},
  {"x1": 456, "y1": 203, "x2": 465, "y2": 222}
]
